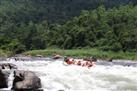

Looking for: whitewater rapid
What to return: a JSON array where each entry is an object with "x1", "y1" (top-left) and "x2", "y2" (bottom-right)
[{"x1": 1, "y1": 59, "x2": 137, "y2": 91}]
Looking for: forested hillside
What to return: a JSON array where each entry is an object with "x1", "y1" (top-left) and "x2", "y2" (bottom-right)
[
  {"x1": 0, "y1": 0, "x2": 137, "y2": 23},
  {"x1": 0, "y1": 0, "x2": 137, "y2": 54},
  {"x1": 47, "y1": 5, "x2": 137, "y2": 52}
]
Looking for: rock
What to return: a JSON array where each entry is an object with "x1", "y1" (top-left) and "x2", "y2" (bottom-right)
[
  {"x1": 107, "y1": 58, "x2": 113, "y2": 62},
  {"x1": 14, "y1": 89, "x2": 44, "y2": 91},
  {"x1": 58, "y1": 90, "x2": 65, "y2": 91},
  {"x1": 91, "y1": 56, "x2": 97, "y2": 62},
  {"x1": 0, "y1": 63, "x2": 17, "y2": 70},
  {"x1": 0, "y1": 70, "x2": 8, "y2": 88},
  {"x1": 9, "y1": 63, "x2": 18, "y2": 69},
  {"x1": 36, "y1": 55, "x2": 43, "y2": 57},
  {"x1": 53, "y1": 54, "x2": 62, "y2": 59},
  {"x1": 12, "y1": 70, "x2": 42, "y2": 90}
]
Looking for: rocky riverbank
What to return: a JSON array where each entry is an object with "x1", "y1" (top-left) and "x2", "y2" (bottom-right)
[{"x1": 0, "y1": 63, "x2": 42, "y2": 91}]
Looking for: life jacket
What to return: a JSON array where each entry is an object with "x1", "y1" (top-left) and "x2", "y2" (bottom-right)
[
  {"x1": 87, "y1": 62, "x2": 94, "y2": 67},
  {"x1": 65, "y1": 58, "x2": 95, "y2": 68},
  {"x1": 79, "y1": 60, "x2": 95, "y2": 68},
  {"x1": 77, "y1": 61, "x2": 81, "y2": 65},
  {"x1": 66, "y1": 58, "x2": 74, "y2": 65}
]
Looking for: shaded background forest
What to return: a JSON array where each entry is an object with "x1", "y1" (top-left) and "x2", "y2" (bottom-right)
[{"x1": 0, "y1": 0, "x2": 137, "y2": 54}]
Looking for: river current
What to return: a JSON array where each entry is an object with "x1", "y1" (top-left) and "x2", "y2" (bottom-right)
[{"x1": 1, "y1": 58, "x2": 137, "y2": 91}]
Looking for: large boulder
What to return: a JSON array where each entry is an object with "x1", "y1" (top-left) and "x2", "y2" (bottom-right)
[
  {"x1": 12, "y1": 70, "x2": 42, "y2": 90},
  {"x1": 0, "y1": 70, "x2": 8, "y2": 88}
]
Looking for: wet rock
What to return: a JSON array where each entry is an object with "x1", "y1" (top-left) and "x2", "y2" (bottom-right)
[
  {"x1": 107, "y1": 58, "x2": 113, "y2": 62},
  {"x1": 36, "y1": 55, "x2": 43, "y2": 57},
  {"x1": 91, "y1": 56, "x2": 97, "y2": 62},
  {"x1": 53, "y1": 54, "x2": 62, "y2": 59},
  {"x1": 12, "y1": 70, "x2": 42, "y2": 90},
  {"x1": 0, "y1": 70, "x2": 8, "y2": 88},
  {"x1": 14, "y1": 89, "x2": 44, "y2": 91},
  {"x1": 9, "y1": 63, "x2": 18, "y2": 69},
  {"x1": 0, "y1": 63, "x2": 17, "y2": 70},
  {"x1": 58, "y1": 90, "x2": 65, "y2": 91}
]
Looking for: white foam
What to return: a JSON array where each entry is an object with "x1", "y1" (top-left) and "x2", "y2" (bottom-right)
[
  {"x1": 8, "y1": 70, "x2": 14, "y2": 89},
  {"x1": 5, "y1": 60, "x2": 137, "y2": 91}
]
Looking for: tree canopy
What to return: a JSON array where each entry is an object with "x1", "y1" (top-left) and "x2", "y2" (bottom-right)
[{"x1": 0, "y1": 0, "x2": 137, "y2": 54}]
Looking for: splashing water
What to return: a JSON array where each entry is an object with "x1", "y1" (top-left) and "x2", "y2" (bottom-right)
[
  {"x1": 8, "y1": 70, "x2": 14, "y2": 89},
  {"x1": 1, "y1": 59, "x2": 137, "y2": 91}
]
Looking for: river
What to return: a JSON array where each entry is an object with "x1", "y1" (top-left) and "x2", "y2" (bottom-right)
[{"x1": 0, "y1": 58, "x2": 137, "y2": 91}]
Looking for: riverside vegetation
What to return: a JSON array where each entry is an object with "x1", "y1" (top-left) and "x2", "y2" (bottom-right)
[
  {"x1": 24, "y1": 49, "x2": 137, "y2": 60},
  {"x1": 0, "y1": 0, "x2": 137, "y2": 59}
]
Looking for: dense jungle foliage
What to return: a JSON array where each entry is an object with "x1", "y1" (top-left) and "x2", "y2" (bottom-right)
[{"x1": 0, "y1": 0, "x2": 137, "y2": 54}]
